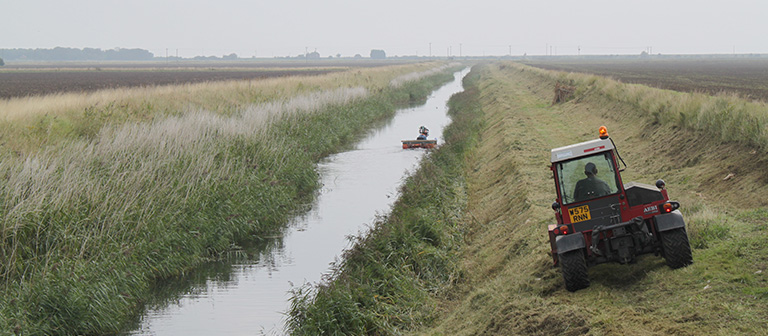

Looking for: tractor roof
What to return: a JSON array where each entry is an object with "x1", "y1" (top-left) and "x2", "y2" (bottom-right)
[{"x1": 550, "y1": 138, "x2": 614, "y2": 163}]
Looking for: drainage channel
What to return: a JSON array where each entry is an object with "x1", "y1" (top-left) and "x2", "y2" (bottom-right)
[{"x1": 129, "y1": 69, "x2": 468, "y2": 335}]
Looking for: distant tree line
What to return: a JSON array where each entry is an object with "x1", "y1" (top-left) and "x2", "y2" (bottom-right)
[
  {"x1": 191, "y1": 53, "x2": 239, "y2": 61},
  {"x1": 0, "y1": 47, "x2": 154, "y2": 61},
  {"x1": 274, "y1": 50, "x2": 386, "y2": 60}
]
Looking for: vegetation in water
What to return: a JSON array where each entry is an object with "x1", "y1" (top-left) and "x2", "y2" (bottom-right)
[
  {"x1": 287, "y1": 68, "x2": 484, "y2": 335},
  {"x1": 0, "y1": 62, "x2": 462, "y2": 335},
  {"x1": 289, "y1": 61, "x2": 768, "y2": 335}
]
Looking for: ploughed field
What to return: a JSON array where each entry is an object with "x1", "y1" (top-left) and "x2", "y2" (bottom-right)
[
  {"x1": 0, "y1": 60, "x2": 406, "y2": 99},
  {"x1": 0, "y1": 68, "x2": 335, "y2": 99},
  {"x1": 523, "y1": 57, "x2": 768, "y2": 101}
]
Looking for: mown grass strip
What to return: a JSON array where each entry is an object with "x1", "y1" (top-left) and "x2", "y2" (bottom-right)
[
  {"x1": 420, "y1": 62, "x2": 768, "y2": 335},
  {"x1": 287, "y1": 67, "x2": 484, "y2": 335},
  {"x1": 288, "y1": 61, "x2": 768, "y2": 335},
  {"x1": 0, "y1": 64, "x2": 461, "y2": 335}
]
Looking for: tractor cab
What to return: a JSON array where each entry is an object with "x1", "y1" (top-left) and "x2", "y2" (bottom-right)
[
  {"x1": 551, "y1": 137, "x2": 624, "y2": 228},
  {"x1": 547, "y1": 126, "x2": 693, "y2": 292}
]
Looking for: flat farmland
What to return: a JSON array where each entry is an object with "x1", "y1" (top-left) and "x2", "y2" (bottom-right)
[
  {"x1": 523, "y1": 57, "x2": 768, "y2": 101},
  {"x1": 0, "y1": 60, "x2": 404, "y2": 99}
]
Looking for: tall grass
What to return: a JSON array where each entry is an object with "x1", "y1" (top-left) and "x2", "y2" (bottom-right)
[
  {"x1": 287, "y1": 67, "x2": 483, "y2": 335},
  {"x1": 0, "y1": 63, "x2": 445, "y2": 154},
  {"x1": 389, "y1": 63, "x2": 460, "y2": 88},
  {"x1": 683, "y1": 207, "x2": 732, "y2": 249},
  {"x1": 0, "y1": 62, "x2": 462, "y2": 335},
  {"x1": 1, "y1": 86, "x2": 367, "y2": 230},
  {"x1": 516, "y1": 63, "x2": 768, "y2": 150}
]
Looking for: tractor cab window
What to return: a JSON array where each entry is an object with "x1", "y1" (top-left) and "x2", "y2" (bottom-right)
[{"x1": 557, "y1": 152, "x2": 620, "y2": 204}]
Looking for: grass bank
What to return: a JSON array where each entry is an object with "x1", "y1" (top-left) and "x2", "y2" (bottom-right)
[
  {"x1": 287, "y1": 68, "x2": 484, "y2": 335},
  {"x1": 0, "y1": 62, "x2": 462, "y2": 335},
  {"x1": 422, "y1": 63, "x2": 768, "y2": 335},
  {"x1": 531, "y1": 62, "x2": 768, "y2": 151},
  {"x1": 0, "y1": 63, "x2": 443, "y2": 154},
  {"x1": 288, "y1": 61, "x2": 767, "y2": 335}
]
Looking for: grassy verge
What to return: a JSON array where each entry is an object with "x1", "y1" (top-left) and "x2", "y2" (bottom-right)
[
  {"x1": 288, "y1": 61, "x2": 768, "y2": 335},
  {"x1": 419, "y1": 62, "x2": 768, "y2": 335},
  {"x1": 0, "y1": 63, "x2": 462, "y2": 335},
  {"x1": 286, "y1": 67, "x2": 484, "y2": 335},
  {"x1": 524, "y1": 62, "x2": 768, "y2": 151}
]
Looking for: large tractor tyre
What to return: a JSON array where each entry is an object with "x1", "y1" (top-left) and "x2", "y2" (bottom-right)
[
  {"x1": 661, "y1": 228, "x2": 693, "y2": 269},
  {"x1": 559, "y1": 250, "x2": 590, "y2": 292}
]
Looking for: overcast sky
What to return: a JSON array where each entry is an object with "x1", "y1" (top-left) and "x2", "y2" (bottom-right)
[{"x1": 2, "y1": 0, "x2": 767, "y2": 58}]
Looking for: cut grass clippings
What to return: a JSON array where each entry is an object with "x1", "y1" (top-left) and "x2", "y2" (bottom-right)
[
  {"x1": 288, "y1": 61, "x2": 768, "y2": 335},
  {"x1": 420, "y1": 62, "x2": 768, "y2": 335}
]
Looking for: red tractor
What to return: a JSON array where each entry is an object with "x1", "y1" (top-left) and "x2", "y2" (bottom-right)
[{"x1": 548, "y1": 126, "x2": 693, "y2": 291}]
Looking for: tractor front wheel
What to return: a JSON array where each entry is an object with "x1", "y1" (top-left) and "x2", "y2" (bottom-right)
[
  {"x1": 559, "y1": 250, "x2": 590, "y2": 292},
  {"x1": 661, "y1": 228, "x2": 693, "y2": 269}
]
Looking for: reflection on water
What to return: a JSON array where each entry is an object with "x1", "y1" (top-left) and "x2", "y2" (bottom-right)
[{"x1": 129, "y1": 69, "x2": 467, "y2": 335}]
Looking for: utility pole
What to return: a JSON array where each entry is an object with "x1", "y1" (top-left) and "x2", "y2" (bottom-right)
[{"x1": 429, "y1": 42, "x2": 432, "y2": 57}]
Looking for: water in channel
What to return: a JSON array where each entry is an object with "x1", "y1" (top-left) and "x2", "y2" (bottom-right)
[{"x1": 129, "y1": 69, "x2": 467, "y2": 335}]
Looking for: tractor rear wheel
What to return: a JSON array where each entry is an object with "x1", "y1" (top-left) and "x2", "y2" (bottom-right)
[
  {"x1": 559, "y1": 250, "x2": 590, "y2": 292},
  {"x1": 661, "y1": 228, "x2": 693, "y2": 269}
]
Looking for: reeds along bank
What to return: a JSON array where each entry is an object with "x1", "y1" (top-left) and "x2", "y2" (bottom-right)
[{"x1": 0, "y1": 62, "x2": 459, "y2": 335}]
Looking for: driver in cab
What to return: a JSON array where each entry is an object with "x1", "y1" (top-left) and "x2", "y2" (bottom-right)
[{"x1": 573, "y1": 162, "x2": 611, "y2": 202}]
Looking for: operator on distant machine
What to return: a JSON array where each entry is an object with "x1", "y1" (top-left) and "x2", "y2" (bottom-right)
[
  {"x1": 417, "y1": 126, "x2": 429, "y2": 140},
  {"x1": 573, "y1": 162, "x2": 611, "y2": 202}
]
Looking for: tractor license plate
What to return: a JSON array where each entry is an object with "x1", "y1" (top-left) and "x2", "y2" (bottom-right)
[{"x1": 569, "y1": 205, "x2": 591, "y2": 223}]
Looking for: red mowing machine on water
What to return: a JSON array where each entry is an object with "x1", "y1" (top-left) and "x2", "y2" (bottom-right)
[
  {"x1": 548, "y1": 126, "x2": 693, "y2": 291},
  {"x1": 402, "y1": 125, "x2": 437, "y2": 149}
]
